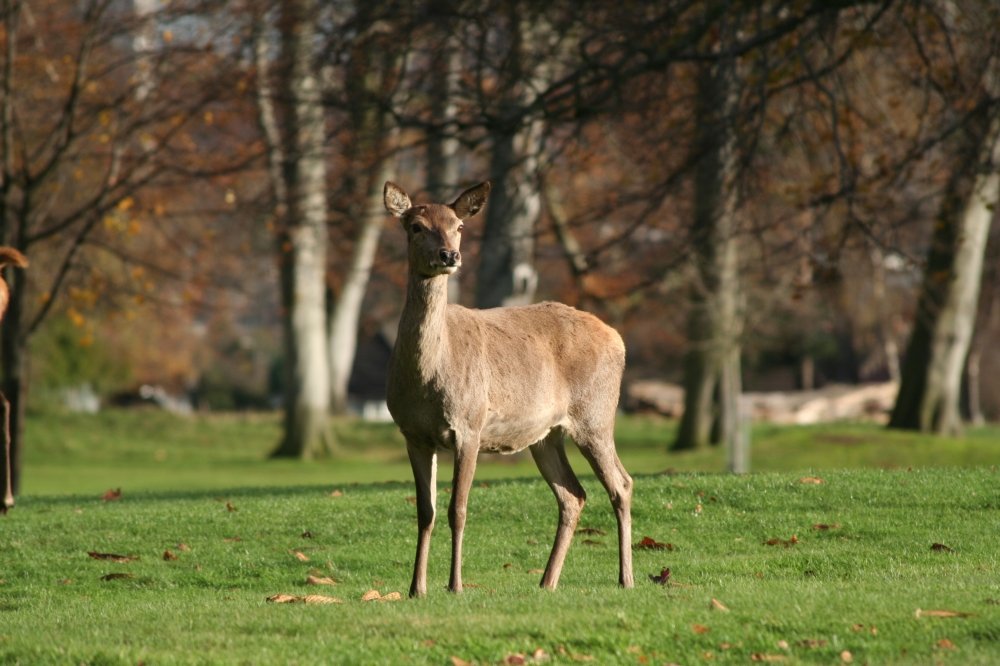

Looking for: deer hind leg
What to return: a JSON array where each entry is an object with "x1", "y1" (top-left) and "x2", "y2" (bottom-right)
[
  {"x1": 530, "y1": 429, "x2": 587, "y2": 590},
  {"x1": 406, "y1": 442, "x2": 437, "y2": 597},
  {"x1": 576, "y1": 433, "x2": 634, "y2": 588}
]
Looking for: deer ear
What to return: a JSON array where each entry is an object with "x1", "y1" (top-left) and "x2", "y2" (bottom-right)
[
  {"x1": 384, "y1": 181, "x2": 412, "y2": 218},
  {"x1": 451, "y1": 181, "x2": 491, "y2": 219}
]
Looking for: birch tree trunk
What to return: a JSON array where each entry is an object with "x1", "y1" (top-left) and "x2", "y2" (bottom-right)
[
  {"x1": 327, "y1": 14, "x2": 404, "y2": 414},
  {"x1": 266, "y1": 0, "x2": 334, "y2": 458},
  {"x1": 672, "y1": 41, "x2": 743, "y2": 453},
  {"x1": 889, "y1": 112, "x2": 1000, "y2": 435}
]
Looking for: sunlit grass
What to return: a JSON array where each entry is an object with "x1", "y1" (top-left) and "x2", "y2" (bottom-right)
[
  {"x1": 2, "y1": 467, "x2": 998, "y2": 664},
  {"x1": 19, "y1": 408, "x2": 1000, "y2": 497}
]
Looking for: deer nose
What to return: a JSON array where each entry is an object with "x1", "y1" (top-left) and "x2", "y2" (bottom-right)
[{"x1": 439, "y1": 249, "x2": 460, "y2": 266}]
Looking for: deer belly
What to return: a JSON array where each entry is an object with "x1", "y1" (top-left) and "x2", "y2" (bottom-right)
[{"x1": 479, "y1": 410, "x2": 564, "y2": 454}]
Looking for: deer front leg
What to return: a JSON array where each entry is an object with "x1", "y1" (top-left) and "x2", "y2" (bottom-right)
[
  {"x1": 407, "y1": 442, "x2": 437, "y2": 598},
  {"x1": 447, "y1": 444, "x2": 479, "y2": 593}
]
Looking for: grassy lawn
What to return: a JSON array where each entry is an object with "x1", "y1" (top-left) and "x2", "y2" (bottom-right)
[{"x1": 2, "y1": 409, "x2": 999, "y2": 664}]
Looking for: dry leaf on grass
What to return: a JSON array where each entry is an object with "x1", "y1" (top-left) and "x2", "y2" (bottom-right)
[
  {"x1": 764, "y1": 535, "x2": 798, "y2": 547},
  {"x1": 361, "y1": 589, "x2": 403, "y2": 602},
  {"x1": 930, "y1": 543, "x2": 954, "y2": 552},
  {"x1": 936, "y1": 638, "x2": 956, "y2": 650},
  {"x1": 750, "y1": 653, "x2": 786, "y2": 662},
  {"x1": 634, "y1": 536, "x2": 674, "y2": 551},
  {"x1": 176, "y1": 542, "x2": 191, "y2": 552},
  {"x1": 329, "y1": 489, "x2": 344, "y2": 498},
  {"x1": 101, "y1": 488, "x2": 122, "y2": 501},
  {"x1": 799, "y1": 476, "x2": 824, "y2": 484},
  {"x1": 225, "y1": 502, "x2": 238, "y2": 512},
  {"x1": 710, "y1": 598, "x2": 729, "y2": 612},
  {"x1": 162, "y1": 550, "x2": 179, "y2": 561},
  {"x1": 649, "y1": 568, "x2": 671, "y2": 585},
  {"x1": 306, "y1": 575, "x2": 336, "y2": 586},
  {"x1": 840, "y1": 650, "x2": 853, "y2": 663},
  {"x1": 290, "y1": 550, "x2": 310, "y2": 562},
  {"x1": 88, "y1": 551, "x2": 138, "y2": 563},
  {"x1": 266, "y1": 593, "x2": 342, "y2": 604},
  {"x1": 813, "y1": 523, "x2": 841, "y2": 531},
  {"x1": 527, "y1": 568, "x2": 545, "y2": 575},
  {"x1": 577, "y1": 527, "x2": 606, "y2": 536},
  {"x1": 450, "y1": 657, "x2": 471, "y2": 666},
  {"x1": 798, "y1": 639, "x2": 828, "y2": 648},
  {"x1": 101, "y1": 573, "x2": 135, "y2": 581},
  {"x1": 915, "y1": 608, "x2": 973, "y2": 619},
  {"x1": 692, "y1": 624, "x2": 710, "y2": 634}
]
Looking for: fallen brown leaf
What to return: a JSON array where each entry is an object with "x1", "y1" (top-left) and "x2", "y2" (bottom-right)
[
  {"x1": 799, "y1": 476, "x2": 824, "y2": 484},
  {"x1": 527, "y1": 568, "x2": 545, "y2": 575},
  {"x1": 764, "y1": 535, "x2": 798, "y2": 547},
  {"x1": 649, "y1": 568, "x2": 671, "y2": 585},
  {"x1": 329, "y1": 489, "x2": 343, "y2": 498},
  {"x1": 936, "y1": 638, "x2": 956, "y2": 650},
  {"x1": 223, "y1": 536, "x2": 242, "y2": 542},
  {"x1": 225, "y1": 502, "x2": 238, "y2": 512},
  {"x1": 634, "y1": 536, "x2": 674, "y2": 551},
  {"x1": 291, "y1": 550, "x2": 310, "y2": 562},
  {"x1": 915, "y1": 608, "x2": 973, "y2": 619},
  {"x1": 577, "y1": 527, "x2": 606, "y2": 536},
  {"x1": 930, "y1": 543, "x2": 953, "y2": 553},
  {"x1": 750, "y1": 654, "x2": 786, "y2": 662},
  {"x1": 176, "y1": 542, "x2": 191, "y2": 552},
  {"x1": 100, "y1": 573, "x2": 135, "y2": 581},
  {"x1": 361, "y1": 589, "x2": 382, "y2": 601},
  {"x1": 798, "y1": 639, "x2": 828, "y2": 649},
  {"x1": 582, "y1": 539, "x2": 604, "y2": 546},
  {"x1": 840, "y1": 650, "x2": 853, "y2": 663},
  {"x1": 266, "y1": 593, "x2": 342, "y2": 604},
  {"x1": 710, "y1": 598, "x2": 729, "y2": 612},
  {"x1": 505, "y1": 654, "x2": 526, "y2": 665},
  {"x1": 812, "y1": 523, "x2": 841, "y2": 531},
  {"x1": 306, "y1": 575, "x2": 336, "y2": 586},
  {"x1": 302, "y1": 594, "x2": 341, "y2": 604},
  {"x1": 380, "y1": 591, "x2": 402, "y2": 601},
  {"x1": 162, "y1": 550, "x2": 178, "y2": 561},
  {"x1": 101, "y1": 488, "x2": 122, "y2": 501},
  {"x1": 692, "y1": 624, "x2": 710, "y2": 634},
  {"x1": 450, "y1": 657, "x2": 471, "y2": 666},
  {"x1": 88, "y1": 551, "x2": 138, "y2": 563}
]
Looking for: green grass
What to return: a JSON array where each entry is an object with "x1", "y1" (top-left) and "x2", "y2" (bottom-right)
[
  {"x1": 18, "y1": 408, "x2": 1000, "y2": 496},
  {"x1": 3, "y1": 409, "x2": 1000, "y2": 664}
]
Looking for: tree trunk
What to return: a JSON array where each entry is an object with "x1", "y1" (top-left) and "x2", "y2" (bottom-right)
[
  {"x1": 673, "y1": 47, "x2": 743, "y2": 452},
  {"x1": 474, "y1": 8, "x2": 551, "y2": 309},
  {"x1": 426, "y1": 31, "x2": 463, "y2": 305},
  {"x1": 889, "y1": 114, "x2": 999, "y2": 435},
  {"x1": 475, "y1": 125, "x2": 543, "y2": 308},
  {"x1": 268, "y1": 0, "x2": 334, "y2": 458},
  {"x1": 328, "y1": 161, "x2": 391, "y2": 414}
]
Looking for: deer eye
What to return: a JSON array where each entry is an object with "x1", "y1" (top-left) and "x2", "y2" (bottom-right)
[
  {"x1": 410, "y1": 222, "x2": 422, "y2": 234},
  {"x1": 457, "y1": 223, "x2": 464, "y2": 233}
]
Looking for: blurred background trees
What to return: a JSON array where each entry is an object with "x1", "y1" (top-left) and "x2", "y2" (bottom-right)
[{"x1": 1, "y1": 0, "x2": 998, "y2": 485}]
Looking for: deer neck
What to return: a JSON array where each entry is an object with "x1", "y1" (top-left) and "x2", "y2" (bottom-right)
[{"x1": 396, "y1": 272, "x2": 452, "y2": 380}]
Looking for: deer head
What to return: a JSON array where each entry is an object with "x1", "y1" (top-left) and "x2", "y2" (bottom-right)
[{"x1": 384, "y1": 181, "x2": 491, "y2": 278}]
